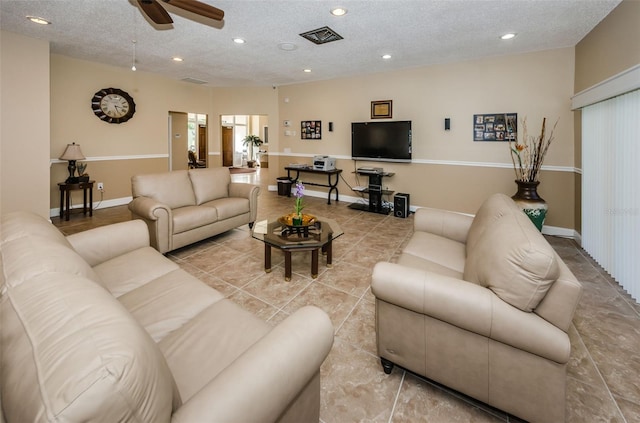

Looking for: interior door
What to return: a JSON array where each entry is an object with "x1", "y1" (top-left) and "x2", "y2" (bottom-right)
[
  {"x1": 222, "y1": 126, "x2": 234, "y2": 167},
  {"x1": 169, "y1": 111, "x2": 188, "y2": 171},
  {"x1": 198, "y1": 124, "x2": 207, "y2": 167}
]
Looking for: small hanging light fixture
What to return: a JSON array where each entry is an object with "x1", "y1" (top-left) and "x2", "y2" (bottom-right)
[{"x1": 131, "y1": 40, "x2": 137, "y2": 71}]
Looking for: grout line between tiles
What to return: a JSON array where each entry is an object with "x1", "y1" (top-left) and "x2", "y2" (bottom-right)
[
  {"x1": 387, "y1": 370, "x2": 405, "y2": 423},
  {"x1": 570, "y1": 322, "x2": 628, "y2": 422}
]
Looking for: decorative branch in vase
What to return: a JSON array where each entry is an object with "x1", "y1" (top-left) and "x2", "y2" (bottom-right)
[{"x1": 507, "y1": 117, "x2": 559, "y2": 231}]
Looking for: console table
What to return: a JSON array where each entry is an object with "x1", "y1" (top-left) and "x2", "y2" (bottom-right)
[
  {"x1": 348, "y1": 170, "x2": 395, "y2": 214},
  {"x1": 285, "y1": 166, "x2": 342, "y2": 205},
  {"x1": 58, "y1": 180, "x2": 94, "y2": 221}
]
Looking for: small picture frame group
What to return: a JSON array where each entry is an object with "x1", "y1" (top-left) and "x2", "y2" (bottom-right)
[
  {"x1": 473, "y1": 113, "x2": 517, "y2": 142},
  {"x1": 301, "y1": 121, "x2": 321, "y2": 139}
]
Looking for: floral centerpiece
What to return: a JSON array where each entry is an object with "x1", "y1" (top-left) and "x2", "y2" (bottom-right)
[
  {"x1": 279, "y1": 182, "x2": 316, "y2": 227},
  {"x1": 294, "y1": 182, "x2": 305, "y2": 223},
  {"x1": 507, "y1": 117, "x2": 558, "y2": 231}
]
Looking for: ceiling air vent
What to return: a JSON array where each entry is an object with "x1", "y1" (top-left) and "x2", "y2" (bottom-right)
[
  {"x1": 299, "y1": 26, "x2": 343, "y2": 45},
  {"x1": 181, "y1": 77, "x2": 208, "y2": 85}
]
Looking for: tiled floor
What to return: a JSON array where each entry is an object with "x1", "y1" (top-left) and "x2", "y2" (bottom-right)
[{"x1": 53, "y1": 169, "x2": 640, "y2": 423}]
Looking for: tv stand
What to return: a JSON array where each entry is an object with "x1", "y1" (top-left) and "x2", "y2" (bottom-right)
[{"x1": 349, "y1": 170, "x2": 395, "y2": 214}]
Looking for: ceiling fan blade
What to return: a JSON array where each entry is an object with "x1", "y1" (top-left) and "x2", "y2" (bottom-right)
[
  {"x1": 137, "y1": 0, "x2": 173, "y2": 25},
  {"x1": 164, "y1": 0, "x2": 225, "y2": 21}
]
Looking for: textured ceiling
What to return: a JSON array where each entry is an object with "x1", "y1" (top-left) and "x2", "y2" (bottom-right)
[{"x1": 0, "y1": 0, "x2": 622, "y2": 87}]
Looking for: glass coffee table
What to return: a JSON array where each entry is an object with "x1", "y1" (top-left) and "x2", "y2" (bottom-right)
[{"x1": 251, "y1": 216, "x2": 343, "y2": 281}]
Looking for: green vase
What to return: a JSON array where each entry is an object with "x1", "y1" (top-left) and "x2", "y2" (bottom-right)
[
  {"x1": 292, "y1": 216, "x2": 303, "y2": 226},
  {"x1": 511, "y1": 180, "x2": 548, "y2": 231}
]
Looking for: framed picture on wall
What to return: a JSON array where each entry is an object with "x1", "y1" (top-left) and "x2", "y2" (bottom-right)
[
  {"x1": 473, "y1": 113, "x2": 517, "y2": 141},
  {"x1": 371, "y1": 100, "x2": 393, "y2": 119},
  {"x1": 301, "y1": 120, "x2": 322, "y2": 139}
]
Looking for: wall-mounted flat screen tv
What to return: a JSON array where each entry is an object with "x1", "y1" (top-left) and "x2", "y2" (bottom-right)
[{"x1": 351, "y1": 121, "x2": 412, "y2": 163}]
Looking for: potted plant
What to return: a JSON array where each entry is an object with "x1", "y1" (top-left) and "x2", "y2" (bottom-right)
[
  {"x1": 242, "y1": 134, "x2": 263, "y2": 167},
  {"x1": 508, "y1": 117, "x2": 558, "y2": 230}
]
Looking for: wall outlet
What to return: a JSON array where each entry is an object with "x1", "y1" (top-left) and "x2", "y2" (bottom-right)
[{"x1": 97, "y1": 182, "x2": 104, "y2": 191}]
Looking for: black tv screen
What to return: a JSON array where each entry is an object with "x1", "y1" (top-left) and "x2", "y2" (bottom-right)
[{"x1": 351, "y1": 121, "x2": 412, "y2": 162}]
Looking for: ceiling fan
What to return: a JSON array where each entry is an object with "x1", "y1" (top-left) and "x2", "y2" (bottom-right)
[{"x1": 136, "y1": 0, "x2": 224, "y2": 26}]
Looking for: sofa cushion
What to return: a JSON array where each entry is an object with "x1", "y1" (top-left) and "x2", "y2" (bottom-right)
[
  {"x1": 465, "y1": 193, "x2": 515, "y2": 253},
  {"x1": 1, "y1": 236, "x2": 103, "y2": 289},
  {"x1": 118, "y1": 269, "x2": 225, "y2": 342},
  {"x1": 1, "y1": 272, "x2": 176, "y2": 422},
  {"x1": 202, "y1": 197, "x2": 250, "y2": 221},
  {"x1": 172, "y1": 205, "x2": 219, "y2": 234},
  {"x1": 132, "y1": 170, "x2": 196, "y2": 209},
  {"x1": 93, "y1": 246, "x2": 180, "y2": 298},
  {"x1": 463, "y1": 211, "x2": 559, "y2": 312},
  {"x1": 189, "y1": 168, "x2": 231, "y2": 205},
  {"x1": 159, "y1": 299, "x2": 270, "y2": 402},
  {"x1": 402, "y1": 231, "x2": 466, "y2": 274}
]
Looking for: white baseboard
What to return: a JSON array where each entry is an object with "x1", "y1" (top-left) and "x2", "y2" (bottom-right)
[
  {"x1": 61, "y1": 190, "x2": 581, "y2": 241},
  {"x1": 50, "y1": 196, "x2": 132, "y2": 218}
]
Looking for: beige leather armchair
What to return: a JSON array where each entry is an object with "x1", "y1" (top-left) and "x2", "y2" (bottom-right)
[{"x1": 372, "y1": 194, "x2": 582, "y2": 423}]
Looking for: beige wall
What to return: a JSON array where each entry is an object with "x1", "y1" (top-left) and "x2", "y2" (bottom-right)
[
  {"x1": 574, "y1": 0, "x2": 640, "y2": 93},
  {"x1": 1, "y1": 31, "x2": 51, "y2": 218},
  {"x1": 49, "y1": 55, "x2": 220, "y2": 209},
  {"x1": 276, "y1": 48, "x2": 576, "y2": 229},
  {"x1": 573, "y1": 0, "x2": 640, "y2": 233}
]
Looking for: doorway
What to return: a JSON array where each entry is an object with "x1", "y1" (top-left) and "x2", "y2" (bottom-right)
[
  {"x1": 168, "y1": 111, "x2": 208, "y2": 170},
  {"x1": 220, "y1": 115, "x2": 268, "y2": 168}
]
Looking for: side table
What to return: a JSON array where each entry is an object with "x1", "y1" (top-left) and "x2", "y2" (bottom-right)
[{"x1": 58, "y1": 180, "x2": 95, "y2": 221}]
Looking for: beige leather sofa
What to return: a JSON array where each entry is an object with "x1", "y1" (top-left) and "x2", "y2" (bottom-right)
[
  {"x1": 372, "y1": 194, "x2": 582, "y2": 423},
  {"x1": 0, "y1": 211, "x2": 333, "y2": 423},
  {"x1": 129, "y1": 167, "x2": 260, "y2": 253}
]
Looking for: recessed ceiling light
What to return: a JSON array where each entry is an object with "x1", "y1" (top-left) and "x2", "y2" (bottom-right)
[
  {"x1": 303, "y1": 69, "x2": 312, "y2": 73},
  {"x1": 278, "y1": 42, "x2": 298, "y2": 51},
  {"x1": 330, "y1": 8, "x2": 348, "y2": 16},
  {"x1": 26, "y1": 16, "x2": 50, "y2": 25},
  {"x1": 233, "y1": 38, "x2": 246, "y2": 44},
  {"x1": 172, "y1": 57, "x2": 183, "y2": 62},
  {"x1": 382, "y1": 54, "x2": 392, "y2": 60},
  {"x1": 500, "y1": 33, "x2": 517, "y2": 40}
]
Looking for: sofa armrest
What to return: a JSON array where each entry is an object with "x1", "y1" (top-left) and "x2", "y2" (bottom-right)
[
  {"x1": 229, "y1": 183, "x2": 260, "y2": 223},
  {"x1": 171, "y1": 306, "x2": 334, "y2": 423},
  {"x1": 413, "y1": 207, "x2": 473, "y2": 244},
  {"x1": 128, "y1": 196, "x2": 170, "y2": 221},
  {"x1": 372, "y1": 262, "x2": 570, "y2": 362},
  {"x1": 66, "y1": 220, "x2": 150, "y2": 267},
  {"x1": 128, "y1": 197, "x2": 173, "y2": 253}
]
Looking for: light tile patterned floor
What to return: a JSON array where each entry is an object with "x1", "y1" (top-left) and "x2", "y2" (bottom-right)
[{"x1": 54, "y1": 169, "x2": 640, "y2": 423}]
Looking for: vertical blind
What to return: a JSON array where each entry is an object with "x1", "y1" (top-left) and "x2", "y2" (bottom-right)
[{"x1": 582, "y1": 89, "x2": 640, "y2": 301}]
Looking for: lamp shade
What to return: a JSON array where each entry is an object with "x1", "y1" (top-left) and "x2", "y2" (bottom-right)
[{"x1": 59, "y1": 143, "x2": 85, "y2": 161}]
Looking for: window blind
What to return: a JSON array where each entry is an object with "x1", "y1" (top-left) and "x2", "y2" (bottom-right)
[{"x1": 582, "y1": 89, "x2": 640, "y2": 301}]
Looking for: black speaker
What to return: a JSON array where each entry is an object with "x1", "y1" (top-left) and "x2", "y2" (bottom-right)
[
  {"x1": 394, "y1": 193, "x2": 410, "y2": 218},
  {"x1": 329, "y1": 122, "x2": 334, "y2": 132},
  {"x1": 445, "y1": 118, "x2": 451, "y2": 130}
]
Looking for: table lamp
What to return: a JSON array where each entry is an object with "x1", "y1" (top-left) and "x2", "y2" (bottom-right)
[{"x1": 59, "y1": 142, "x2": 86, "y2": 183}]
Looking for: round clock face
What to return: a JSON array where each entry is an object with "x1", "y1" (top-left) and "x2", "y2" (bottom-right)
[{"x1": 91, "y1": 88, "x2": 136, "y2": 124}]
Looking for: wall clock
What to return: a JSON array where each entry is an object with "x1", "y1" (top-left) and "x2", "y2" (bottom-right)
[{"x1": 91, "y1": 87, "x2": 136, "y2": 124}]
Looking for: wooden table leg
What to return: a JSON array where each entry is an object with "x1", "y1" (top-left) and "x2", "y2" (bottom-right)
[
  {"x1": 325, "y1": 240, "x2": 333, "y2": 268},
  {"x1": 65, "y1": 190, "x2": 71, "y2": 221},
  {"x1": 83, "y1": 187, "x2": 88, "y2": 216},
  {"x1": 311, "y1": 249, "x2": 319, "y2": 278},
  {"x1": 59, "y1": 188, "x2": 64, "y2": 219},
  {"x1": 284, "y1": 251, "x2": 292, "y2": 281},
  {"x1": 264, "y1": 244, "x2": 272, "y2": 273},
  {"x1": 89, "y1": 185, "x2": 93, "y2": 216}
]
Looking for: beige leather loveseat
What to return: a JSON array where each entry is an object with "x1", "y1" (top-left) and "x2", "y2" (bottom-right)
[
  {"x1": 0, "y1": 211, "x2": 333, "y2": 422},
  {"x1": 372, "y1": 194, "x2": 582, "y2": 423},
  {"x1": 129, "y1": 167, "x2": 260, "y2": 253}
]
